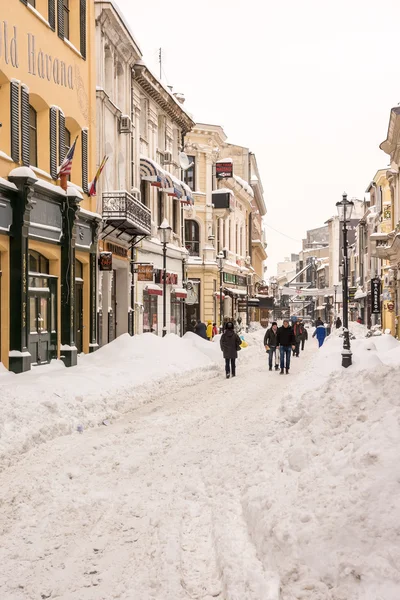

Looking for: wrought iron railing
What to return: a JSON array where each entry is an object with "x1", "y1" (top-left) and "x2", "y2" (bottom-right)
[{"x1": 102, "y1": 190, "x2": 151, "y2": 235}]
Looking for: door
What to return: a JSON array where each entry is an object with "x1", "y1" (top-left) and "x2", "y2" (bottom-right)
[
  {"x1": 75, "y1": 282, "x2": 83, "y2": 353},
  {"x1": 108, "y1": 269, "x2": 117, "y2": 342},
  {"x1": 29, "y1": 293, "x2": 51, "y2": 365}
]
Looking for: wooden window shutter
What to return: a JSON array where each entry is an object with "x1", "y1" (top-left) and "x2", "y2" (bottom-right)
[
  {"x1": 57, "y1": 0, "x2": 64, "y2": 39},
  {"x1": 10, "y1": 81, "x2": 20, "y2": 164},
  {"x1": 48, "y1": 0, "x2": 56, "y2": 31},
  {"x1": 80, "y1": 0, "x2": 87, "y2": 60},
  {"x1": 81, "y1": 129, "x2": 88, "y2": 193},
  {"x1": 21, "y1": 86, "x2": 30, "y2": 167},
  {"x1": 58, "y1": 110, "x2": 66, "y2": 166},
  {"x1": 50, "y1": 107, "x2": 58, "y2": 179}
]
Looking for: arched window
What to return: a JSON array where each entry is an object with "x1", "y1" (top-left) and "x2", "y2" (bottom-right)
[
  {"x1": 185, "y1": 220, "x2": 200, "y2": 256},
  {"x1": 29, "y1": 250, "x2": 49, "y2": 274}
]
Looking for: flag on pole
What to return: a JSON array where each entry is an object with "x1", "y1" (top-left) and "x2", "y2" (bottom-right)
[
  {"x1": 58, "y1": 136, "x2": 78, "y2": 177},
  {"x1": 88, "y1": 155, "x2": 108, "y2": 196}
]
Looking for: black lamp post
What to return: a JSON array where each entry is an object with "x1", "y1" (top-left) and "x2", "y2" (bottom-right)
[
  {"x1": 217, "y1": 252, "x2": 225, "y2": 332},
  {"x1": 158, "y1": 219, "x2": 172, "y2": 338},
  {"x1": 336, "y1": 192, "x2": 354, "y2": 368}
]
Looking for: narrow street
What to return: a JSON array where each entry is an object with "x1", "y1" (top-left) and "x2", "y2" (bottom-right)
[{"x1": 0, "y1": 344, "x2": 315, "y2": 600}]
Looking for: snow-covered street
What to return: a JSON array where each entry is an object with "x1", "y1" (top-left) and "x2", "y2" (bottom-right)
[{"x1": 1, "y1": 328, "x2": 400, "y2": 599}]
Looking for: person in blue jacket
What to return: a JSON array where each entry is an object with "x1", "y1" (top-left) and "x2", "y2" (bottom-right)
[{"x1": 313, "y1": 322, "x2": 326, "y2": 347}]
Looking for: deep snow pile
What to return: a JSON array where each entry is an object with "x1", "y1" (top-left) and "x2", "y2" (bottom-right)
[
  {"x1": 0, "y1": 331, "x2": 260, "y2": 470},
  {"x1": 242, "y1": 331, "x2": 400, "y2": 599}
]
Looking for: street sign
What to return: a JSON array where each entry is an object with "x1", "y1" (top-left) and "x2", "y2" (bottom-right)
[{"x1": 371, "y1": 278, "x2": 381, "y2": 314}]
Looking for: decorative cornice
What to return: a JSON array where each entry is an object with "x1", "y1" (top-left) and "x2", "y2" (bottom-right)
[{"x1": 132, "y1": 65, "x2": 195, "y2": 134}]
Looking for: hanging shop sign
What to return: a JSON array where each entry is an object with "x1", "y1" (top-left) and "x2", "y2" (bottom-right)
[
  {"x1": 216, "y1": 162, "x2": 233, "y2": 179},
  {"x1": 387, "y1": 301, "x2": 395, "y2": 312},
  {"x1": 137, "y1": 265, "x2": 153, "y2": 281},
  {"x1": 154, "y1": 270, "x2": 178, "y2": 285},
  {"x1": 238, "y1": 300, "x2": 247, "y2": 312},
  {"x1": 99, "y1": 252, "x2": 112, "y2": 271},
  {"x1": 348, "y1": 287, "x2": 357, "y2": 302},
  {"x1": 223, "y1": 272, "x2": 236, "y2": 284},
  {"x1": 371, "y1": 278, "x2": 381, "y2": 314},
  {"x1": 106, "y1": 242, "x2": 128, "y2": 258}
]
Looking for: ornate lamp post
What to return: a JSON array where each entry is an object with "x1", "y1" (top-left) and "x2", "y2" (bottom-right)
[
  {"x1": 217, "y1": 252, "x2": 225, "y2": 332},
  {"x1": 158, "y1": 219, "x2": 172, "y2": 337},
  {"x1": 336, "y1": 192, "x2": 354, "y2": 367}
]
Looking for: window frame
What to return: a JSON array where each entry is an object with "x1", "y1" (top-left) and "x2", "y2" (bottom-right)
[
  {"x1": 29, "y1": 105, "x2": 38, "y2": 168},
  {"x1": 184, "y1": 219, "x2": 200, "y2": 257},
  {"x1": 184, "y1": 156, "x2": 196, "y2": 190},
  {"x1": 63, "y1": 0, "x2": 70, "y2": 40}
]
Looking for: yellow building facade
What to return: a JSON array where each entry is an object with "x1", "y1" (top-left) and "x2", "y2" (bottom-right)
[
  {"x1": 183, "y1": 124, "x2": 267, "y2": 331},
  {"x1": 0, "y1": 0, "x2": 98, "y2": 372}
]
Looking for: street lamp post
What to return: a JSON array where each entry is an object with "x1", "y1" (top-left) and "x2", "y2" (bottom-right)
[
  {"x1": 336, "y1": 192, "x2": 354, "y2": 368},
  {"x1": 158, "y1": 219, "x2": 173, "y2": 338},
  {"x1": 217, "y1": 252, "x2": 225, "y2": 332}
]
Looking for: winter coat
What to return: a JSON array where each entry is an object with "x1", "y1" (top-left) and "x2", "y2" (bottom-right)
[
  {"x1": 220, "y1": 329, "x2": 241, "y2": 359},
  {"x1": 264, "y1": 327, "x2": 278, "y2": 347},
  {"x1": 335, "y1": 318, "x2": 342, "y2": 329},
  {"x1": 206, "y1": 322, "x2": 213, "y2": 339},
  {"x1": 195, "y1": 322, "x2": 207, "y2": 340},
  {"x1": 277, "y1": 326, "x2": 295, "y2": 347},
  {"x1": 293, "y1": 322, "x2": 305, "y2": 343},
  {"x1": 212, "y1": 325, "x2": 218, "y2": 337},
  {"x1": 313, "y1": 325, "x2": 326, "y2": 343}
]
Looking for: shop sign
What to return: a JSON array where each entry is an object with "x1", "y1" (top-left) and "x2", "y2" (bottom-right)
[
  {"x1": 99, "y1": 252, "x2": 112, "y2": 271},
  {"x1": 106, "y1": 242, "x2": 128, "y2": 258},
  {"x1": 137, "y1": 265, "x2": 153, "y2": 281},
  {"x1": 371, "y1": 278, "x2": 381, "y2": 314},
  {"x1": 236, "y1": 275, "x2": 247, "y2": 287},
  {"x1": 348, "y1": 287, "x2": 357, "y2": 302},
  {"x1": 387, "y1": 301, "x2": 395, "y2": 312},
  {"x1": 185, "y1": 280, "x2": 199, "y2": 306},
  {"x1": 154, "y1": 270, "x2": 178, "y2": 285},
  {"x1": 238, "y1": 300, "x2": 247, "y2": 311},
  {"x1": 223, "y1": 272, "x2": 236, "y2": 284},
  {"x1": 216, "y1": 161, "x2": 233, "y2": 179}
]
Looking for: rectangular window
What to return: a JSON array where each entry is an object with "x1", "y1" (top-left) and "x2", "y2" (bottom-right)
[
  {"x1": 141, "y1": 180, "x2": 149, "y2": 207},
  {"x1": 173, "y1": 199, "x2": 179, "y2": 235},
  {"x1": 29, "y1": 105, "x2": 38, "y2": 168},
  {"x1": 140, "y1": 97, "x2": 148, "y2": 138},
  {"x1": 158, "y1": 115, "x2": 166, "y2": 151},
  {"x1": 65, "y1": 127, "x2": 71, "y2": 181},
  {"x1": 184, "y1": 156, "x2": 195, "y2": 190},
  {"x1": 63, "y1": 0, "x2": 70, "y2": 40},
  {"x1": 157, "y1": 191, "x2": 164, "y2": 226}
]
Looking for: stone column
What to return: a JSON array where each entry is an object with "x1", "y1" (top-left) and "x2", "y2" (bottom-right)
[
  {"x1": 60, "y1": 188, "x2": 80, "y2": 367},
  {"x1": 8, "y1": 168, "x2": 38, "y2": 374}
]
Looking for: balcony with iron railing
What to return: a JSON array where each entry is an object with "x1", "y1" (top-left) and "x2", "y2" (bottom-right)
[{"x1": 102, "y1": 190, "x2": 151, "y2": 237}]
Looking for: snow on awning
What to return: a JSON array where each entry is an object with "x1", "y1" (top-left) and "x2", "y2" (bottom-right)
[
  {"x1": 224, "y1": 287, "x2": 247, "y2": 297},
  {"x1": 140, "y1": 156, "x2": 167, "y2": 188},
  {"x1": 181, "y1": 181, "x2": 194, "y2": 205},
  {"x1": 171, "y1": 287, "x2": 187, "y2": 298},
  {"x1": 145, "y1": 284, "x2": 163, "y2": 296},
  {"x1": 170, "y1": 174, "x2": 184, "y2": 200}
]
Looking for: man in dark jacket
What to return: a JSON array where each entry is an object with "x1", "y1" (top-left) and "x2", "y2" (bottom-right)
[
  {"x1": 300, "y1": 320, "x2": 308, "y2": 351},
  {"x1": 220, "y1": 321, "x2": 241, "y2": 379},
  {"x1": 335, "y1": 317, "x2": 342, "y2": 329},
  {"x1": 264, "y1": 322, "x2": 279, "y2": 371},
  {"x1": 194, "y1": 320, "x2": 207, "y2": 340},
  {"x1": 277, "y1": 319, "x2": 295, "y2": 374}
]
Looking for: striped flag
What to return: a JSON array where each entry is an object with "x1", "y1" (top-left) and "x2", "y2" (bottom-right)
[
  {"x1": 88, "y1": 155, "x2": 108, "y2": 196},
  {"x1": 58, "y1": 136, "x2": 78, "y2": 177}
]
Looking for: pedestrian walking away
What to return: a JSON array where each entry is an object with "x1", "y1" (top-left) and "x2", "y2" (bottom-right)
[
  {"x1": 194, "y1": 320, "x2": 208, "y2": 340},
  {"x1": 293, "y1": 319, "x2": 305, "y2": 357},
  {"x1": 335, "y1": 316, "x2": 342, "y2": 329},
  {"x1": 220, "y1": 321, "x2": 242, "y2": 378},
  {"x1": 212, "y1": 323, "x2": 218, "y2": 337},
  {"x1": 264, "y1": 321, "x2": 279, "y2": 371},
  {"x1": 313, "y1": 322, "x2": 327, "y2": 347},
  {"x1": 300, "y1": 320, "x2": 308, "y2": 351},
  {"x1": 277, "y1": 319, "x2": 296, "y2": 374},
  {"x1": 206, "y1": 320, "x2": 213, "y2": 341}
]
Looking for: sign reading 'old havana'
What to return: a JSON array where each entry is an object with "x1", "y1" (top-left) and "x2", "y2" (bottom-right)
[
  {"x1": 371, "y1": 278, "x2": 381, "y2": 314},
  {"x1": 0, "y1": 21, "x2": 74, "y2": 89}
]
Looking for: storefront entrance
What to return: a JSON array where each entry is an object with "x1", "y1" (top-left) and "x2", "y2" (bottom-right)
[
  {"x1": 143, "y1": 290, "x2": 158, "y2": 333},
  {"x1": 75, "y1": 260, "x2": 84, "y2": 354},
  {"x1": 108, "y1": 269, "x2": 117, "y2": 342},
  {"x1": 28, "y1": 251, "x2": 57, "y2": 366}
]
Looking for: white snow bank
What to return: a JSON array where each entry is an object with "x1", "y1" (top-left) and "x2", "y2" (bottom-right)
[
  {"x1": 0, "y1": 330, "x2": 262, "y2": 470},
  {"x1": 241, "y1": 332, "x2": 400, "y2": 599}
]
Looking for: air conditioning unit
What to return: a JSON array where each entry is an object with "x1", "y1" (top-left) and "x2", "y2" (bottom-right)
[
  {"x1": 119, "y1": 115, "x2": 131, "y2": 134},
  {"x1": 163, "y1": 151, "x2": 173, "y2": 164}
]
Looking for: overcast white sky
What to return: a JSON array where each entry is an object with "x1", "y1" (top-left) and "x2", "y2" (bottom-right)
[{"x1": 117, "y1": 0, "x2": 400, "y2": 274}]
